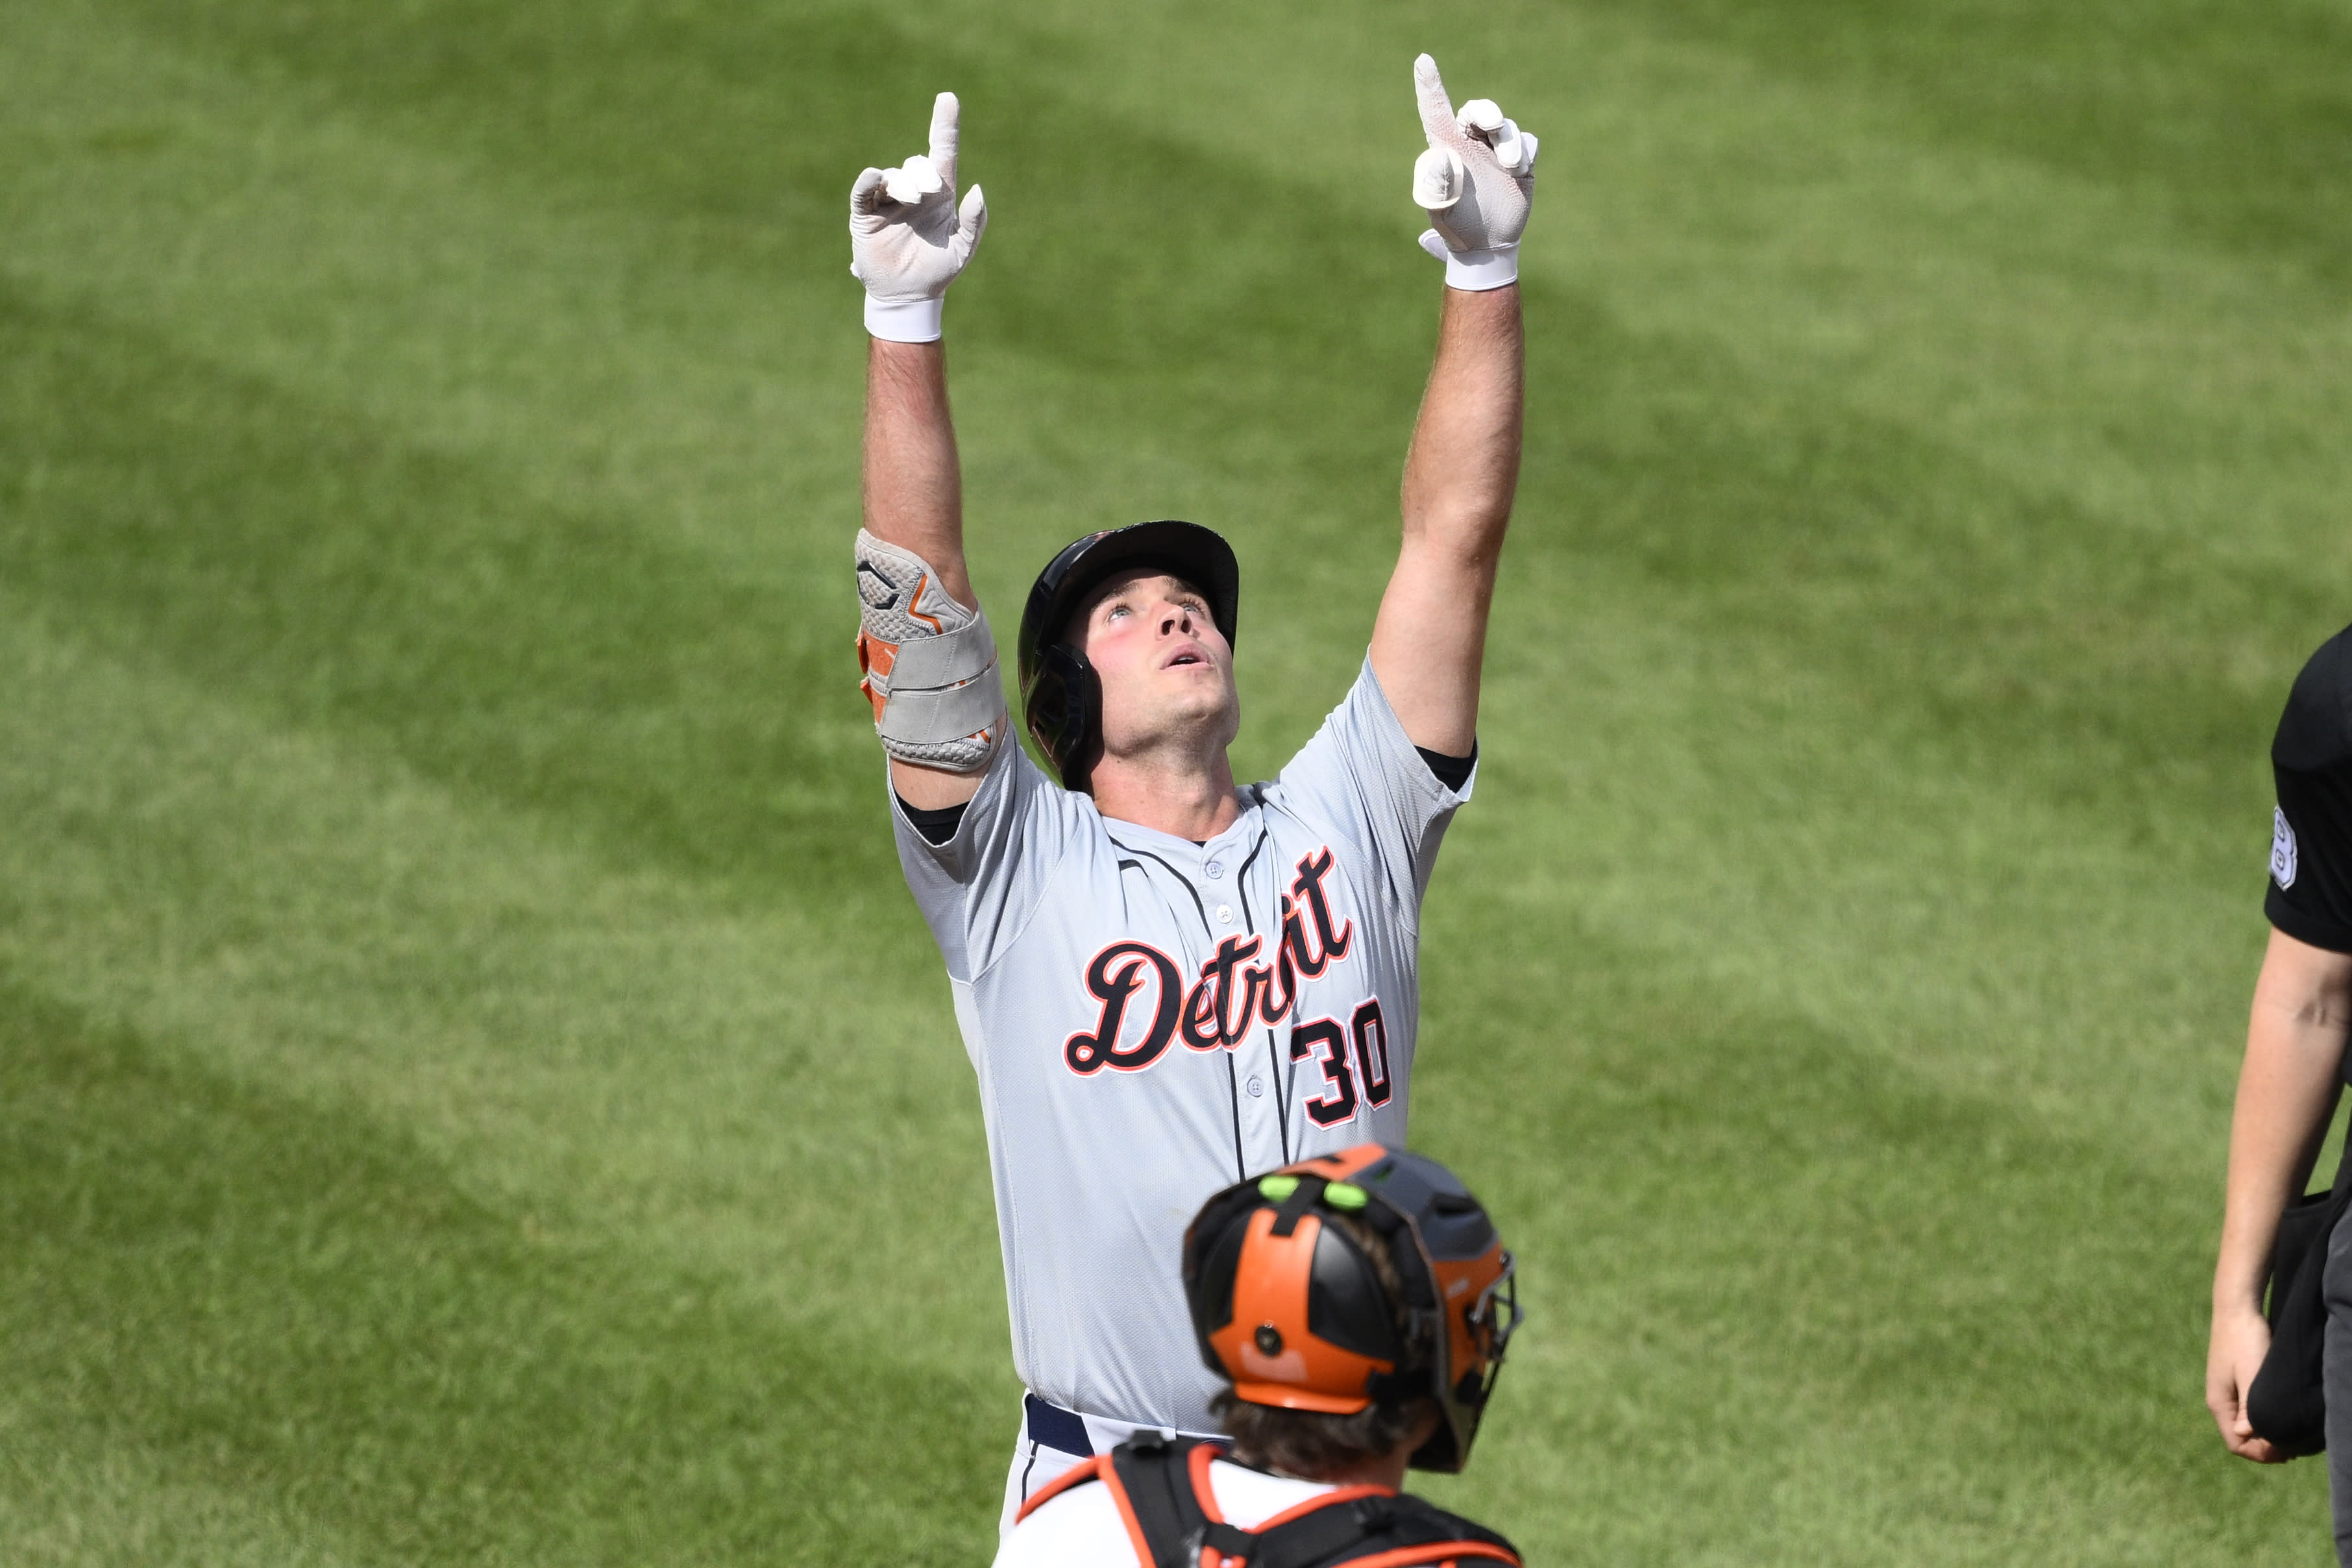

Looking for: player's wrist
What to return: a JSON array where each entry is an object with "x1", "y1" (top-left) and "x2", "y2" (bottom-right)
[
  {"x1": 865, "y1": 294, "x2": 945, "y2": 344},
  {"x1": 1408, "y1": 62, "x2": 1534, "y2": 293},
  {"x1": 1414, "y1": 229, "x2": 1519, "y2": 291},
  {"x1": 1439, "y1": 245, "x2": 1518, "y2": 291}
]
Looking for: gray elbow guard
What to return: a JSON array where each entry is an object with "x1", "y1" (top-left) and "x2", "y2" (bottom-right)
[{"x1": 855, "y1": 528, "x2": 1006, "y2": 772}]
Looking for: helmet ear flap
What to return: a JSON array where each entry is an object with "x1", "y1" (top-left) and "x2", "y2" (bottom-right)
[{"x1": 1025, "y1": 643, "x2": 1102, "y2": 789}]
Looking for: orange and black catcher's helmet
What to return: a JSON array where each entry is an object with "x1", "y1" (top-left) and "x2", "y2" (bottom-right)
[{"x1": 1181, "y1": 1144, "x2": 1521, "y2": 1474}]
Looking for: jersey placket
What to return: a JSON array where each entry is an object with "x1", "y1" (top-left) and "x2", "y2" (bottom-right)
[
  {"x1": 1107, "y1": 833, "x2": 1255, "y2": 1184},
  {"x1": 1222, "y1": 824, "x2": 1297, "y2": 1170}
]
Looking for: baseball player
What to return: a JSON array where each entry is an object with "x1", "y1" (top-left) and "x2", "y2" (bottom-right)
[
  {"x1": 2209, "y1": 622, "x2": 2352, "y2": 1556},
  {"x1": 994, "y1": 1145, "x2": 1524, "y2": 1568},
  {"x1": 845, "y1": 55, "x2": 1534, "y2": 1530}
]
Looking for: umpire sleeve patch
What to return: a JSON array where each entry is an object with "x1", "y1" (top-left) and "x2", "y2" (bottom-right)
[{"x1": 2275, "y1": 805, "x2": 2300, "y2": 890}]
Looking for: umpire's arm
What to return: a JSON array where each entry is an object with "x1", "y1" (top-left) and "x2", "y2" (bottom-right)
[
  {"x1": 1370, "y1": 281, "x2": 1523, "y2": 758},
  {"x1": 2208, "y1": 928, "x2": 2352, "y2": 1462}
]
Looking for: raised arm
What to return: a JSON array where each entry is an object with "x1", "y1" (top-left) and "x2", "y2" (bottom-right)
[
  {"x1": 865, "y1": 339, "x2": 989, "y2": 807},
  {"x1": 1373, "y1": 286, "x2": 1523, "y2": 755},
  {"x1": 866, "y1": 341, "x2": 972, "y2": 610},
  {"x1": 848, "y1": 94, "x2": 999, "y2": 810},
  {"x1": 1369, "y1": 55, "x2": 1535, "y2": 756},
  {"x1": 2207, "y1": 927, "x2": 2352, "y2": 1462}
]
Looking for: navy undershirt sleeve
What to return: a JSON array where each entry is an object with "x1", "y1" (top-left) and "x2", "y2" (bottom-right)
[
  {"x1": 1416, "y1": 742, "x2": 1477, "y2": 794},
  {"x1": 898, "y1": 796, "x2": 968, "y2": 847}
]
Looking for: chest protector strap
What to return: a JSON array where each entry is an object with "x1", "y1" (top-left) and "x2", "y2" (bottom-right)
[{"x1": 1019, "y1": 1434, "x2": 1521, "y2": 1568}]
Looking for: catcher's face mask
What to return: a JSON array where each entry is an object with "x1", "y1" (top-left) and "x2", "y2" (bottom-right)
[{"x1": 1181, "y1": 1144, "x2": 1520, "y2": 1473}]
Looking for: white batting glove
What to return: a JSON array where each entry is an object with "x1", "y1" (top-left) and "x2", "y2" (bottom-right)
[
  {"x1": 1408, "y1": 55, "x2": 1537, "y2": 291},
  {"x1": 849, "y1": 92, "x2": 988, "y2": 343}
]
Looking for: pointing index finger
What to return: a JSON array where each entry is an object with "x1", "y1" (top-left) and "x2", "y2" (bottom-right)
[
  {"x1": 1413, "y1": 53, "x2": 1459, "y2": 147},
  {"x1": 927, "y1": 91, "x2": 961, "y2": 189}
]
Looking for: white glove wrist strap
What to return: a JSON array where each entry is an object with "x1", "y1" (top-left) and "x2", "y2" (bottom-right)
[
  {"x1": 1441, "y1": 245, "x2": 1519, "y2": 291},
  {"x1": 864, "y1": 295, "x2": 945, "y2": 344}
]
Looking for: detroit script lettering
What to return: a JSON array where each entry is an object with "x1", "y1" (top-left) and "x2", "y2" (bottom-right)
[{"x1": 1065, "y1": 849, "x2": 1356, "y2": 1076}]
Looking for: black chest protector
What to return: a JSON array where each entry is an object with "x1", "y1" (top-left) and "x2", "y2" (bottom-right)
[{"x1": 1052, "y1": 1434, "x2": 1522, "y2": 1568}]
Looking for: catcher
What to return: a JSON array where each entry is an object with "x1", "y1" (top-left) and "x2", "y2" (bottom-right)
[{"x1": 994, "y1": 1145, "x2": 1525, "y2": 1568}]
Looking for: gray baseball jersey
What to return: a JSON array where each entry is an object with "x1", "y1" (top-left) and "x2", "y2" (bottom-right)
[{"x1": 892, "y1": 656, "x2": 1473, "y2": 1434}]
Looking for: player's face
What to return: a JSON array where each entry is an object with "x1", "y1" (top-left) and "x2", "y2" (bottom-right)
[{"x1": 1076, "y1": 569, "x2": 1240, "y2": 759}]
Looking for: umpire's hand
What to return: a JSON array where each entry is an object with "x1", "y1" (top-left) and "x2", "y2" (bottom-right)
[{"x1": 2207, "y1": 1305, "x2": 2286, "y2": 1462}]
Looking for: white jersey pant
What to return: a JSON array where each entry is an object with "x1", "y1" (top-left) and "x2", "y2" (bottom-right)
[{"x1": 995, "y1": 1392, "x2": 1229, "y2": 1537}]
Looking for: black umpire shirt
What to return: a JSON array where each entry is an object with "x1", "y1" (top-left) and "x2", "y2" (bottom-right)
[{"x1": 2269, "y1": 624, "x2": 2352, "y2": 955}]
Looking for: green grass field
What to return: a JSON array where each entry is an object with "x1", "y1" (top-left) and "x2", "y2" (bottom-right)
[{"x1": 3, "y1": 0, "x2": 2348, "y2": 1561}]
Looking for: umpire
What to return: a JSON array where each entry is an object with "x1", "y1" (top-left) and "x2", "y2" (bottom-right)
[{"x1": 2209, "y1": 624, "x2": 2352, "y2": 1551}]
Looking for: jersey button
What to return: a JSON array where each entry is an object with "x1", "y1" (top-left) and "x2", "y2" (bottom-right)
[
  {"x1": 1245, "y1": 1075, "x2": 1264, "y2": 1097},
  {"x1": 1215, "y1": 904, "x2": 1232, "y2": 924},
  {"x1": 1204, "y1": 861, "x2": 1223, "y2": 879}
]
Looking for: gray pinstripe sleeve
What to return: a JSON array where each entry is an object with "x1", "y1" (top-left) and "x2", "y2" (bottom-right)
[
  {"x1": 1267, "y1": 656, "x2": 1475, "y2": 918},
  {"x1": 890, "y1": 739, "x2": 1088, "y2": 983}
]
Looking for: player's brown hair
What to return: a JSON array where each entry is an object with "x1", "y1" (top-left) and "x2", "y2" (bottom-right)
[{"x1": 1207, "y1": 1208, "x2": 1438, "y2": 1478}]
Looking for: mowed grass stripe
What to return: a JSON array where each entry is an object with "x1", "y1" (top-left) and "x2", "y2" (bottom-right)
[
  {"x1": 34, "y1": 0, "x2": 2351, "y2": 605},
  {"x1": 0, "y1": 0, "x2": 1431, "y2": 583},
  {"x1": 1421, "y1": 951, "x2": 2318, "y2": 1563},
  {"x1": 0, "y1": 598, "x2": 1003, "y2": 1367},
  {"x1": 1, "y1": 1443, "x2": 357, "y2": 1568},
  {"x1": 1566, "y1": 0, "x2": 2352, "y2": 291},
  {"x1": 0, "y1": 979, "x2": 1001, "y2": 1565},
  {"x1": 0, "y1": 278, "x2": 874, "y2": 903},
  {"x1": 1448, "y1": 363, "x2": 2300, "y2": 1154},
  {"x1": 863, "y1": 0, "x2": 2352, "y2": 561},
  {"x1": 0, "y1": 0, "x2": 1434, "y2": 863}
]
